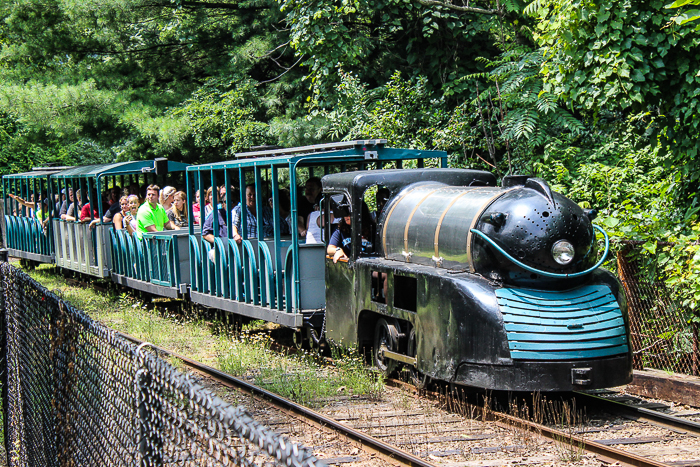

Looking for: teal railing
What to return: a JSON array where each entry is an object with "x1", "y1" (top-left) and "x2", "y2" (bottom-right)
[
  {"x1": 190, "y1": 236, "x2": 297, "y2": 311},
  {"x1": 5, "y1": 215, "x2": 51, "y2": 257},
  {"x1": 110, "y1": 228, "x2": 182, "y2": 288}
]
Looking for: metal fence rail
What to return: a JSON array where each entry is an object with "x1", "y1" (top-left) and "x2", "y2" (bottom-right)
[
  {"x1": 0, "y1": 261, "x2": 323, "y2": 467},
  {"x1": 617, "y1": 246, "x2": 699, "y2": 376}
]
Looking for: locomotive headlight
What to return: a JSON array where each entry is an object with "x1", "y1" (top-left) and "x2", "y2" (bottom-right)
[{"x1": 552, "y1": 240, "x2": 575, "y2": 265}]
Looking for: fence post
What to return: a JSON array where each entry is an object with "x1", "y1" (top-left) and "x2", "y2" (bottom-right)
[
  {"x1": 135, "y1": 346, "x2": 162, "y2": 467},
  {"x1": 0, "y1": 264, "x2": 10, "y2": 464},
  {"x1": 617, "y1": 246, "x2": 643, "y2": 369},
  {"x1": 693, "y1": 321, "x2": 698, "y2": 377}
]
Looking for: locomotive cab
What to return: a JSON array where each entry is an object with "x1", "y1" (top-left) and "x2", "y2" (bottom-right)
[{"x1": 322, "y1": 168, "x2": 633, "y2": 392}]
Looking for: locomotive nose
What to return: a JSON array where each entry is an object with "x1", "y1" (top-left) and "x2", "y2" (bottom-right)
[{"x1": 472, "y1": 177, "x2": 598, "y2": 285}]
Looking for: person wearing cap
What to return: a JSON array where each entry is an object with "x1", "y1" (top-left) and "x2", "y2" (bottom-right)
[
  {"x1": 326, "y1": 196, "x2": 352, "y2": 263},
  {"x1": 32, "y1": 197, "x2": 50, "y2": 230}
]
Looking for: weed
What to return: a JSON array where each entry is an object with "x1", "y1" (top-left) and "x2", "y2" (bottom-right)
[{"x1": 26, "y1": 265, "x2": 385, "y2": 409}]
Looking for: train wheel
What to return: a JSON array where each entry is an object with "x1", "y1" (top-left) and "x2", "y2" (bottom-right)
[
  {"x1": 293, "y1": 329, "x2": 306, "y2": 350},
  {"x1": 374, "y1": 318, "x2": 399, "y2": 377},
  {"x1": 407, "y1": 328, "x2": 429, "y2": 389}
]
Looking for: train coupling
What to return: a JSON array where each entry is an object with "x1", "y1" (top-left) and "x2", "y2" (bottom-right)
[{"x1": 572, "y1": 367, "x2": 592, "y2": 386}]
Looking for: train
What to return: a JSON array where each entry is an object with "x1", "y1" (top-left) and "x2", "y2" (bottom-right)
[{"x1": 1, "y1": 140, "x2": 633, "y2": 391}]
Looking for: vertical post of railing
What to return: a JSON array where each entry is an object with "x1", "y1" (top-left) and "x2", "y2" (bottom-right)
[
  {"x1": 0, "y1": 263, "x2": 10, "y2": 463},
  {"x1": 693, "y1": 321, "x2": 698, "y2": 376}
]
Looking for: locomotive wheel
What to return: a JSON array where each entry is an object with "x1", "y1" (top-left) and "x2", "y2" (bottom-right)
[
  {"x1": 374, "y1": 318, "x2": 400, "y2": 377},
  {"x1": 407, "y1": 328, "x2": 429, "y2": 389}
]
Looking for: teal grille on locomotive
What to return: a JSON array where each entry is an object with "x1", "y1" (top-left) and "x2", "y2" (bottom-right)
[{"x1": 496, "y1": 285, "x2": 629, "y2": 360}]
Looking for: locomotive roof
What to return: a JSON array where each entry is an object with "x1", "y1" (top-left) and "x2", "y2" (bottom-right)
[
  {"x1": 321, "y1": 168, "x2": 498, "y2": 194},
  {"x1": 51, "y1": 159, "x2": 189, "y2": 179}
]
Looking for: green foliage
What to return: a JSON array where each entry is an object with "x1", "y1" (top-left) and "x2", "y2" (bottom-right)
[
  {"x1": 278, "y1": 0, "x2": 501, "y2": 105},
  {"x1": 166, "y1": 80, "x2": 273, "y2": 163},
  {"x1": 668, "y1": 0, "x2": 700, "y2": 28},
  {"x1": 318, "y1": 70, "x2": 449, "y2": 150},
  {"x1": 528, "y1": 0, "x2": 700, "y2": 184},
  {"x1": 0, "y1": 0, "x2": 305, "y2": 163},
  {"x1": 0, "y1": 114, "x2": 112, "y2": 179}
]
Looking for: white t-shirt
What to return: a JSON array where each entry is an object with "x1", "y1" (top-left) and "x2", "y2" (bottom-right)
[{"x1": 306, "y1": 211, "x2": 322, "y2": 244}]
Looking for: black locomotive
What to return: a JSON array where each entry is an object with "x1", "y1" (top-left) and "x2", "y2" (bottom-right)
[{"x1": 322, "y1": 168, "x2": 632, "y2": 391}]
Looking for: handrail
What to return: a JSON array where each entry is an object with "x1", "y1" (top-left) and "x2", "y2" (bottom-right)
[
  {"x1": 212, "y1": 237, "x2": 229, "y2": 298},
  {"x1": 188, "y1": 235, "x2": 202, "y2": 292},
  {"x1": 241, "y1": 240, "x2": 259, "y2": 305},
  {"x1": 109, "y1": 229, "x2": 121, "y2": 274},
  {"x1": 469, "y1": 224, "x2": 610, "y2": 278},
  {"x1": 284, "y1": 247, "x2": 295, "y2": 313},
  {"x1": 227, "y1": 239, "x2": 243, "y2": 301},
  {"x1": 258, "y1": 241, "x2": 275, "y2": 308}
]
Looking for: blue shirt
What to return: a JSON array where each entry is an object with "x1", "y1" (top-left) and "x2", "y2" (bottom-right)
[
  {"x1": 202, "y1": 208, "x2": 231, "y2": 239},
  {"x1": 232, "y1": 203, "x2": 275, "y2": 238},
  {"x1": 329, "y1": 228, "x2": 351, "y2": 256}
]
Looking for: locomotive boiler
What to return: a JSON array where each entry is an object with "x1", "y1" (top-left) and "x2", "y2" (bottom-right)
[{"x1": 322, "y1": 168, "x2": 632, "y2": 391}]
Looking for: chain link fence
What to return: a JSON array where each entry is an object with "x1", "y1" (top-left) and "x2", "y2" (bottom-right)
[
  {"x1": 617, "y1": 244, "x2": 699, "y2": 376},
  {"x1": 0, "y1": 261, "x2": 324, "y2": 467}
]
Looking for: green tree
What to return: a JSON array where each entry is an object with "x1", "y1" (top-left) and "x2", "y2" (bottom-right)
[{"x1": 527, "y1": 0, "x2": 700, "y2": 186}]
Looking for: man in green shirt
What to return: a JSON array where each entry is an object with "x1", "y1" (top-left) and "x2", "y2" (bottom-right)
[{"x1": 136, "y1": 184, "x2": 179, "y2": 238}]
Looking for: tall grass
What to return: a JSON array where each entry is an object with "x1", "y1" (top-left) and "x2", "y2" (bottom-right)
[{"x1": 24, "y1": 264, "x2": 384, "y2": 407}]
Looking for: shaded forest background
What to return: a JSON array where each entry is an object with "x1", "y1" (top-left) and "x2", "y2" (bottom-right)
[{"x1": 0, "y1": 0, "x2": 699, "y2": 305}]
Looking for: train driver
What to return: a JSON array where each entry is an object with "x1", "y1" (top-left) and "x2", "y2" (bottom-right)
[
  {"x1": 135, "y1": 184, "x2": 179, "y2": 239},
  {"x1": 326, "y1": 195, "x2": 352, "y2": 263}
]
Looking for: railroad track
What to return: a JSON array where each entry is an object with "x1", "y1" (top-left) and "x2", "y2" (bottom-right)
[{"x1": 41, "y1": 269, "x2": 700, "y2": 467}]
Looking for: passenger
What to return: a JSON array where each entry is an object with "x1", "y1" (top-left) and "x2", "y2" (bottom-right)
[
  {"x1": 102, "y1": 186, "x2": 124, "y2": 223},
  {"x1": 204, "y1": 187, "x2": 214, "y2": 217},
  {"x1": 327, "y1": 214, "x2": 351, "y2": 263},
  {"x1": 269, "y1": 189, "x2": 292, "y2": 236},
  {"x1": 65, "y1": 189, "x2": 83, "y2": 222},
  {"x1": 297, "y1": 177, "x2": 322, "y2": 238},
  {"x1": 35, "y1": 198, "x2": 50, "y2": 230},
  {"x1": 305, "y1": 205, "x2": 322, "y2": 244},
  {"x1": 128, "y1": 183, "x2": 143, "y2": 203},
  {"x1": 59, "y1": 188, "x2": 74, "y2": 220},
  {"x1": 54, "y1": 191, "x2": 64, "y2": 218},
  {"x1": 372, "y1": 187, "x2": 391, "y2": 222},
  {"x1": 124, "y1": 195, "x2": 140, "y2": 235},
  {"x1": 135, "y1": 184, "x2": 179, "y2": 238},
  {"x1": 192, "y1": 189, "x2": 202, "y2": 225},
  {"x1": 231, "y1": 184, "x2": 274, "y2": 244},
  {"x1": 167, "y1": 191, "x2": 188, "y2": 228},
  {"x1": 112, "y1": 196, "x2": 131, "y2": 230},
  {"x1": 8, "y1": 193, "x2": 37, "y2": 216},
  {"x1": 160, "y1": 186, "x2": 176, "y2": 212},
  {"x1": 80, "y1": 191, "x2": 100, "y2": 229},
  {"x1": 105, "y1": 186, "x2": 122, "y2": 208},
  {"x1": 202, "y1": 189, "x2": 231, "y2": 262}
]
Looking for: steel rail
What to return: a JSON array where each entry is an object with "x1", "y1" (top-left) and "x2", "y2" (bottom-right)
[
  {"x1": 115, "y1": 330, "x2": 437, "y2": 467},
  {"x1": 386, "y1": 379, "x2": 670, "y2": 467},
  {"x1": 485, "y1": 408, "x2": 670, "y2": 467},
  {"x1": 574, "y1": 391, "x2": 700, "y2": 437}
]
